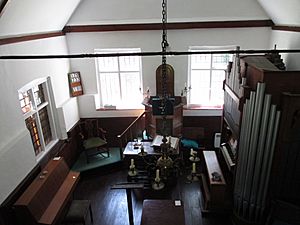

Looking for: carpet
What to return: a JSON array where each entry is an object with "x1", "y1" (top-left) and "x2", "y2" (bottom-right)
[{"x1": 72, "y1": 147, "x2": 122, "y2": 172}]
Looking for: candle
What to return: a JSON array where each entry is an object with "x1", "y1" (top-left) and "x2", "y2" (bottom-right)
[
  {"x1": 130, "y1": 159, "x2": 134, "y2": 167},
  {"x1": 190, "y1": 148, "x2": 194, "y2": 156},
  {"x1": 192, "y1": 163, "x2": 196, "y2": 173},
  {"x1": 155, "y1": 169, "x2": 160, "y2": 180}
]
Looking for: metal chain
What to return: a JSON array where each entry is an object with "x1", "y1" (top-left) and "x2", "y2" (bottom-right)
[
  {"x1": 161, "y1": 0, "x2": 168, "y2": 142},
  {"x1": 161, "y1": 0, "x2": 168, "y2": 117}
]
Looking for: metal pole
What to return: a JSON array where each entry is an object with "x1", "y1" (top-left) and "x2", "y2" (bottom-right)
[
  {"x1": 126, "y1": 189, "x2": 134, "y2": 225},
  {"x1": 1, "y1": 49, "x2": 300, "y2": 59}
]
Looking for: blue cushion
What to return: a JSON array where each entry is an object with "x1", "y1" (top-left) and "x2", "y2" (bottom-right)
[{"x1": 181, "y1": 139, "x2": 199, "y2": 149}]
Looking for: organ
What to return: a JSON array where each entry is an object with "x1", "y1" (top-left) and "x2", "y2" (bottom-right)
[{"x1": 221, "y1": 53, "x2": 300, "y2": 224}]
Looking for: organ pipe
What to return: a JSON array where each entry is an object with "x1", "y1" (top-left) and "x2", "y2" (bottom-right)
[{"x1": 233, "y1": 82, "x2": 281, "y2": 223}]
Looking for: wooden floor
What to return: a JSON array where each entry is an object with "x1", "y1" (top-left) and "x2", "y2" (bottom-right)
[{"x1": 72, "y1": 164, "x2": 233, "y2": 225}]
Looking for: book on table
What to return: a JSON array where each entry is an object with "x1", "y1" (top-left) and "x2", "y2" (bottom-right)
[{"x1": 151, "y1": 135, "x2": 179, "y2": 152}]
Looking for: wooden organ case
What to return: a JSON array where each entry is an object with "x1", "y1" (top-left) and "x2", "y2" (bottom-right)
[{"x1": 221, "y1": 53, "x2": 300, "y2": 224}]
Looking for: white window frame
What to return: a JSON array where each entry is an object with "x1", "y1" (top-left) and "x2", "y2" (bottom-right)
[
  {"x1": 187, "y1": 46, "x2": 235, "y2": 109},
  {"x1": 95, "y1": 48, "x2": 144, "y2": 110},
  {"x1": 18, "y1": 77, "x2": 58, "y2": 161}
]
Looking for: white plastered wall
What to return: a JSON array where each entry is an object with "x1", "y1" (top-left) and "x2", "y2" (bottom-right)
[
  {"x1": 66, "y1": 27, "x2": 271, "y2": 117},
  {"x1": 270, "y1": 30, "x2": 300, "y2": 70},
  {"x1": 0, "y1": 36, "x2": 79, "y2": 204}
]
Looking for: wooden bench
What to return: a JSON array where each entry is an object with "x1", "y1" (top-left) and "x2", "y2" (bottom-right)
[
  {"x1": 200, "y1": 150, "x2": 227, "y2": 213},
  {"x1": 14, "y1": 157, "x2": 80, "y2": 225}
]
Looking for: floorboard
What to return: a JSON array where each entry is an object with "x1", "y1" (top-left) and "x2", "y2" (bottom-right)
[{"x1": 71, "y1": 166, "x2": 233, "y2": 225}]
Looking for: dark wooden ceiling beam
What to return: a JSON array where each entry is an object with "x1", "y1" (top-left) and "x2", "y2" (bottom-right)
[
  {"x1": 3, "y1": 20, "x2": 300, "y2": 46},
  {"x1": 272, "y1": 25, "x2": 300, "y2": 32},
  {"x1": 63, "y1": 20, "x2": 274, "y2": 33},
  {"x1": 0, "y1": 31, "x2": 65, "y2": 45}
]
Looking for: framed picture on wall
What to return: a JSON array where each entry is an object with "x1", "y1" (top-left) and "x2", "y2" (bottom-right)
[{"x1": 68, "y1": 71, "x2": 83, "y2": 97}]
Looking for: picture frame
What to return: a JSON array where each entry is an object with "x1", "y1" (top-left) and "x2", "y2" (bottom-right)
[{"x1": 68, "y1": 71, "x2": 83, "y2": 97}]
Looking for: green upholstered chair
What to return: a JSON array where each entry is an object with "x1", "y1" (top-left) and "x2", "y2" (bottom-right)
[{"x1": 79, "y1": 119, "x2": 110, "y2": 163}]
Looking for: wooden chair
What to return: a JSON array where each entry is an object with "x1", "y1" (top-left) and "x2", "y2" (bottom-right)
[{"x1": 79, "y1": 119, "x2": 110, "y2": 163}]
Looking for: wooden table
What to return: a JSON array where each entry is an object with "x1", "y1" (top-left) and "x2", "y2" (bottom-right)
[
  {"x1": 123, "y1": 141, "x2": 179, "y2": 156},
  {"x1": 141, "y1": 200, "x2": 186, "y2": 225}
]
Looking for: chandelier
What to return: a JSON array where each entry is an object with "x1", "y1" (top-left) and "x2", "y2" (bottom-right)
[{"x1": 127, "y1": 0, "x2": 182, "y2": 191}]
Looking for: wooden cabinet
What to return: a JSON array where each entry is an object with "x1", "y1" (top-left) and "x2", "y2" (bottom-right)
[{"x1": 14, "y1": 158, "x2": 80, "y2": 225}]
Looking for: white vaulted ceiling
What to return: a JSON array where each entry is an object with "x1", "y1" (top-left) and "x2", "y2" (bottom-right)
[
  {"x1": 257, "y1": 0, "x2": 300, "y2": 26},
  {"x1": 0, "y1": 0, "x2": 299, "y2": 39},
  {"x1": 0, "y1": 0, "x2": 81, "y2": 38}
]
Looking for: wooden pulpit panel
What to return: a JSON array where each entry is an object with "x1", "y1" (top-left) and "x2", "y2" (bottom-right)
[{"x1": 156, "y1": 64, "x2": 174, "y2": 96}]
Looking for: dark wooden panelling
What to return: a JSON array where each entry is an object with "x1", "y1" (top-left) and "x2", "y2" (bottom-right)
[
  {"x1": 0, "y1": 32, "x2": 65, "y2": 45},
  {"x1": 63, "y1": 20, "x2": 273, "y2": 33},
  {"x1": 0, "y1": 165, "x2": 41, "y2": 225},
  {"x1": 0, "y1": 123, "x2": 81, "y2": 225},
  {"x1": 183, "y1": 116, "x2": 222, "y2": 148},
  {"x1": 96, "y1": 117, "x2": 142, "y2": 147},
  {"x1": 56, "y1": 126, "x2": 82, "y2": 168}
]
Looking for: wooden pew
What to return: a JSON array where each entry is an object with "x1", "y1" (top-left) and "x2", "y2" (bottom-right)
[
  {"x1": 14, "y1": 157, "x2": 80, "y2": 225},
  {"x1": 200, "y1": 150, "x2": 227, "y2": 213}
]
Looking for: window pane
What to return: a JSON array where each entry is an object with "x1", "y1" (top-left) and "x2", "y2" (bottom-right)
[
  {"x1": 191, "y1": 54, "x2": 211, "y2": 69},
  {"x1": 39, "y1": 107, "x2": 52, "y2": 145},
  {"x1": 190, "y1": 70, "x2": 210, "y2": 104},
  {"x1": 96, "y1": 49, "x2": 142, "y2": 109},
  {"x1": 100, "y1": 73, "x2": 121, "y2": 106},
  {"x1": 119, "y1": 56, "x2": 140, "y2": 71},
  {"x1": 19, "y1": 91, "x2": 32, "y2": 114},
  {"x1": 120, "y1": 72, "x2": 143, "y2": 108},
  {"x1": 98, "y1": 57, "x2": 118, "y2": 72},
  {"x1": 212, "y1": 54, "x2": 232, "y2": 69},
  {"x1": 33, "y1": 84, "x2": 45, "y2": 106},
  {"x1": 25, "y1": 115, "x2": 42, "y2": 155},
  {"x1": 211, "y1": 70, "x2": 225, "y2": 105}
]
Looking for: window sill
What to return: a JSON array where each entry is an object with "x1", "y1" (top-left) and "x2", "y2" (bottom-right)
[
  {"x1": 96, "y1": 108, "x2": 144, "y2": 111},
  {"x1": 183, "y1": 104, "x2": 223, "y2": 116},
  {"x1": 184, "y1": 104, "x2": 223, "y2": 110}
]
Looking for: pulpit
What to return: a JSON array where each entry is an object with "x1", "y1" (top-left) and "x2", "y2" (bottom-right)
[
  {"x1": 143, "y1": 64, "x2": 185, "y2": 138},
  {"x1": 143, "y1": 96, "x2": 185, "y2": 137}
]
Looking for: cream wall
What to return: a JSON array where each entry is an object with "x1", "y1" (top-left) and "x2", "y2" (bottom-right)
[
  {"x1": 0, "y1": 36, "x2": 79, "y2": 203},
  {"x1": 66, "y1": 27, "x2": 271, "y2": 117},
  {"x1": 270, "y1": 30, "x2": 300, "y2": 70}
]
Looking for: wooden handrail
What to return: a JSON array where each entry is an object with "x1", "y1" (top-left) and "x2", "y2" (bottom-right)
[
  {"x1": 117, "y1": 111, "x2": 146, "y2": 138},
  {"x1": 117, "y1": 111, "x2": 146, "y2": 159}
]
